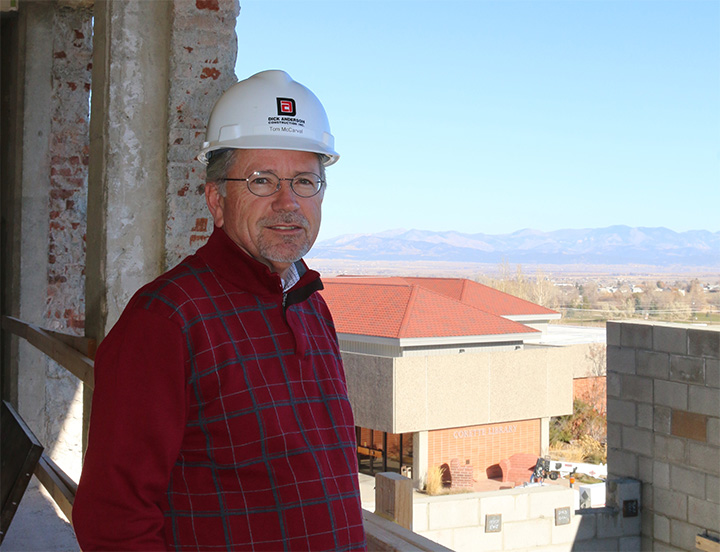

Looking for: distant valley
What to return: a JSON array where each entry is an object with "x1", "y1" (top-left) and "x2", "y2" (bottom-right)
[{"x1": 308, "y1": 226, "x2": 720, "y2": 270}]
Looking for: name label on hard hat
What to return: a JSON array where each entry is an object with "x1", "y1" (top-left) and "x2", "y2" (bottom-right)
[{"x1": 268, "y1": 98, "x2": 306, "y2": 135}]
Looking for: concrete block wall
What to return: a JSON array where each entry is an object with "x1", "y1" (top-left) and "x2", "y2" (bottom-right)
[
  {"x1": 413, "y1": 479, "x2": 641, "y2": 552},
  {"x1": 607, "y1": 321, "x2": 720, "y2": 551}
]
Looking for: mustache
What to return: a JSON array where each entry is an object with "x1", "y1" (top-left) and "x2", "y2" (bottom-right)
[{"x1": 259, "y1": 213, "x2": 310, "y2": 230}]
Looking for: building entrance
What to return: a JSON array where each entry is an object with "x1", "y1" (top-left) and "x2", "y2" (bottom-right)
[{"x1": 356, "y1": 427, "x2": 413, "y2": 478}]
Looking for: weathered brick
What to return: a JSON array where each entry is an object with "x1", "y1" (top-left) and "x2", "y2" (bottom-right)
[
  {"x1": 654, "y1": 406, "x2": 672, "y2": 435},
  {"x1": 688, "y1": 442, "x2": 720, "y2": 476},
  {"x1": 607, "y1": 346, "x2": 636, "y2": 375},
  {"x1": 654, "y1": 461, "x2": 670, "y2": 489},
  {"x1": 621, "y1": 322, "x2": 654, "y2": 350},
  {"x1": 606, "y1": 321, "x2": 621, "y2": 347},
  {"x1": 637, "y1": 350, "x2": 670, "y2": 379},
  {"x1": 623, "y1": 426, "x2": 653, "y2": 456},
  {"x1": 669, "y1": 355, "x2": 705, "y2": 384},
  {"x1": 621, "y1": 374, "x2": 653, "y2": 403},
  {"x1": 688, "y1": 385, "x2": 720, "y2": 417},
  {"x1": 654, "y1": 487, "x2": 687, "y2": 520},
  {"x1": 655, "y1": 380, "x2": 688, "y2": 410},
  {"x1": 688, "y1": 327, "x2": 720, "y2": 359},
  {"x1": 653, "y1": 325, "x2": 688, "y2": 355},
  {"x1": 670, "y1": 465, "x2": 706, "y2": 499},
  {"x1": 607, "y1": 398, "x2": 636, "y2": 425}
]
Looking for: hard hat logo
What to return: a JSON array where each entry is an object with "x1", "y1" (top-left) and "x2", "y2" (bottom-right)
[
  {"x1": 197, "y1": 70, "x2": 339, "y2": 166},
  {"x1": 277, "y1": 98, "x2": 296, "y2": 116}
]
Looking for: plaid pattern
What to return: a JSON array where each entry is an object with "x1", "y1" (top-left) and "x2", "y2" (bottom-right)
[{"x1": 74, "y1": 229, "x2": 366, "y2": 551}]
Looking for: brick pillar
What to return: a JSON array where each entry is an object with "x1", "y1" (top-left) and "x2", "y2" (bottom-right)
[{"x1": 164, "y1": 0, "x2": 239, "y2": 267}]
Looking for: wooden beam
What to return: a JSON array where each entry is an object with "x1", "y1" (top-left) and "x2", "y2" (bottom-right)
[
  {"x1": 2, "y1": 316, "x2": 94, "y2": 388},
  {"x1": 697, "y1": 534, "x2": 720, "y2": 552},
  {"x1": 33, "y1": 454, "x2": 77, "y2": 525}
]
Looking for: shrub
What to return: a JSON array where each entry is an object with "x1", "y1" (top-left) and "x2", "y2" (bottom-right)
[{"x1": 424, "y1": 465, "x2": 445, "y2": 496}]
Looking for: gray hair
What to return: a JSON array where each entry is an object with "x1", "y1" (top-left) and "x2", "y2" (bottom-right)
[{"x1": 205, "y1": 150, "x2": 327, "y2": 197}]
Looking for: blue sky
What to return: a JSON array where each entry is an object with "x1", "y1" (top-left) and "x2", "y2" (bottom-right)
[{"x1": 235, "y1": 0, "x2": 720, "y2": 241}]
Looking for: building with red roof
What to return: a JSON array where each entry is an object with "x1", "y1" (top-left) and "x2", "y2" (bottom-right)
[{"x1": 320, "y1": 276, "x2": 578, "y2": 490}]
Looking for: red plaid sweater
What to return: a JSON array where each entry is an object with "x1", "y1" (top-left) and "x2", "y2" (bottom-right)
[{"x1": 74, "y1": 228, "x2": 366, "y2": 551}]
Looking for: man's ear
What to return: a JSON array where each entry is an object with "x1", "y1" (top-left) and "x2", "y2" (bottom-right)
[{"x1": 205, "y1": 182, "x2": 225, "y2": 228}]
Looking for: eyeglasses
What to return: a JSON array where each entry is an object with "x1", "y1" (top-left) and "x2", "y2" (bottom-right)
[{"x1": 223, "y1": 171, "x2": 325, "y2": 198}]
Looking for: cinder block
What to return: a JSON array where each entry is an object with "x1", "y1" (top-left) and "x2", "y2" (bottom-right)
[
  {"x1": 608, "y1": 346, "x2": 636, "y2": 375},
  {"x1": 708, "y1": 417, "x2": 720, "y2": 446},
  {"x1": 688, "y1": 442, "x2": 720, "y2": 476},
  {"x1": 688, "y1": 327, "x2": 720, "y2": 359},
  {"x1": 607, "y1": 398, "x2": 636, "y2": 425},
  {"x1": 479, "y1": 492, "x2": 528, "y2": 523},
  {"x1": 670, "y1": 518, "x2": 704, "y2": 551},
  {"x1": 688, "y1": 385, "x2": 720, "y2": 417},
  {"x1": 637, "y1": 350, "x2": 670, "y2": 379},
  {"x1": 670, "y1": 465, "x2": 705, "y2": 499},
  {"x1": 639, "y1": 456, "x2": 654, "y2": 483},
  {"x1": 654, "y1": 461, "x2": 670, "y2": 489},
  {"x1": 654, "y1": 434, "x2": 687, "y2": 464},
  {"x1": 654, "y1": 325, "x2": 688, "y2": 355},
  {"x1": 452, "y1": 525, "x2": 493, "y2": 552},
  {"x1": 618, "y1": 536, "x2": 642, "y2": 551},
  {"x1": 623, "y1": 426, "x2": 653, "y2": 456},
  {"x1": 655, "y1": 380, "x2": 688, "y2": 410},
  {"x1": 707, "y1": 475, "x2": 720, "y2": 505},
  {"x1": 706, "y1": 359, "x2": 720, "y2": 388},
  {"x1": 607, "y1": 421, "x2": 622, "y2": 449},
  {"x1": 427, "y1": 497, "x2": 479, "y2": 530},
  {"x1": 606, "y1": 321, "x2": 621, "y2": 347},
  {"x1": 607, "y1": 372, "x2": 622, "y2": 398},
  {"x1": 669, "y1": 355, "x2": 705, "y2": 384},
  {"x1": 637, "y1": 403, "x2": 654, "y2": 429},
  {"x1": 412, "y1": 502, "x2": 429, "y2": 532},
  {"x1": 654, "y1": 405, "x2": 672, "y2": 435},
  {"x1": 653, "y1": 487, "x2": 687, "y2": 520},
  {"x1": 621, "y1": 374, "x2": 654, "y2": 403},
  {"x1": 654, "y1": 513, "x2": 671, "y2": 543},
  {"x1": 688, "y1": 495, "x2": 720, "y2": 531},
  {"x1": 621, "y1": 322, "x2": 654, "y2": 350},
  {"x1": 595, "y1": 511, "x2": 625, "y2": 538},
  {"x1": 503, "y1": 517, "x2": 552, "y2": 549},
  {"x1": 527, "y1": 487, "x2": 574, "y2": 520},
  {"x1": 608, "y1": 449, "x2": 638, "y2": 479}
]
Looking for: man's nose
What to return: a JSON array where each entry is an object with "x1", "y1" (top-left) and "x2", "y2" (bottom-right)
[{"x1": 271, "y1": 180, "x2": 300, "y2": 210}]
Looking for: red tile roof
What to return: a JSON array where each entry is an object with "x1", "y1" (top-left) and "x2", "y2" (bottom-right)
[
  {"x1": 401, "y1": 277, "x2": 559, "y2": 317},
  {"x1": 320, "y1": 277, "x2": 543, "y2": 339}
]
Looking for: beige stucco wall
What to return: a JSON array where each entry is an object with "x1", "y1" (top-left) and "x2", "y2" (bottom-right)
[{"x1": 344, "y1": 345, "x2": 574, "y2": 434}]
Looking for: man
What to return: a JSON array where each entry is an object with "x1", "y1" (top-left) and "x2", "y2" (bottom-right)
[{"x1": 74, "y1": 70, "x2": 367, "y2": 551}]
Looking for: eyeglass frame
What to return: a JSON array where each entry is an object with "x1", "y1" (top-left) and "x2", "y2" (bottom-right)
[{"x1": 221, "y1": 171, "x2": 326, "y2": 198}]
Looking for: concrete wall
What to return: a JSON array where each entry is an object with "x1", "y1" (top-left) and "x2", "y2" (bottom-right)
[
  {"x1": 7, "y1": 0, "x2": 239, "y2": 481},
  {"x1": 412, "y1": 479, "x2": 641, "y2": 552},
  {"x1": 343, "y1": 344, "x2": 574, "y2": 434},
  {"x1": 606, "y1": 321, "x2": 720, "y2": 551}
]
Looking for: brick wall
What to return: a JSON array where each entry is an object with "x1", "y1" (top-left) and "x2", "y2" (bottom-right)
[
  {"x1": 164, "y1": 0, "x2": 239, "y2": 268},
  {"x1": 428, "y1": 419, "x2": 540, "y2": 483},
  {"x1": 607, "y1": 321, "x2": 720, "y2": 551}
]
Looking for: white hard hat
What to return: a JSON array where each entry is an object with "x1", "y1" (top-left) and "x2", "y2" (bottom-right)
[{"x1": 197, "y1": 70, "x2": 339, "y2": 166}]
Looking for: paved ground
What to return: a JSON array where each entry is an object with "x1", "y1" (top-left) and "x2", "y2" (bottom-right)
[{"x1": 1, "y1": 479, "x2": 78, "y2": 552}]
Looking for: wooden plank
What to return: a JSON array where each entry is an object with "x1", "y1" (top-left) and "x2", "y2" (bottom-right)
[
  {"x1": 33, "y1": 454, "x2": 76, "y2": 524},
  {"x1": 363, "y1": 510, "x2": 453, "y2": 552},
  {"x1": 2, "y1": 316, "x2": 94, "y2": 388},
  {"x1": 357, "y1": 446, "x2": 383, "y2": 459},
  {"x1": 697, "y1": 534, "x2": 720, "y2": 552}
]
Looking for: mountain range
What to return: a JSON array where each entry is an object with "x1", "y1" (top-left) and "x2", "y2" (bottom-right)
[{"x1": 308, "y1": 226, "x2": 720, "y2": 268}]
